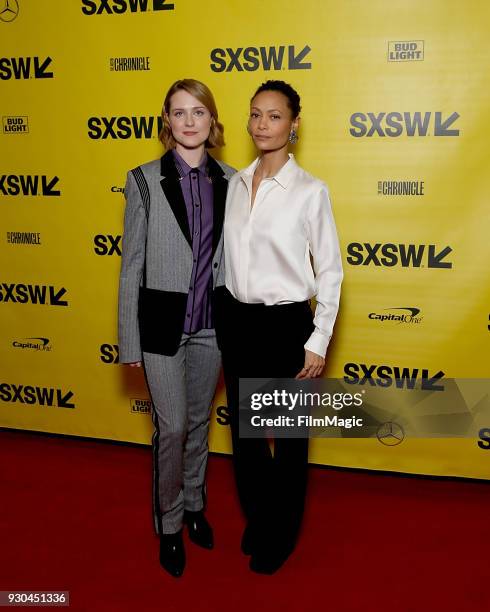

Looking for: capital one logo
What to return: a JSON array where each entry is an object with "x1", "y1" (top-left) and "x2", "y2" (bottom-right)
[
  {"x1": 0, "y1": 0, "x2": 19, "y2": 22},
  {"x1": 0, "y1": 57, "x2": 53, "y2": 80},
  {"x1": 346, "y1": 243, "x2": 452, "y2": 269},
  {"x1": 350, "y1": 112, "x2": 460, "y2": 137},
  {"x1": 210, "y1": 45, "x2": 312, "y2": 72},
  {"x1": 81, "y1": 0, "x2": 174, "y2": 14}
]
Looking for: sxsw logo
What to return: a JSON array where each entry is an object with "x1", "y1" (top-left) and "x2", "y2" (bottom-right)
[
  {"x1": 346, "y1": 243, "x2": 452, "y2": 269},
  {"x1": 3, "y1": 116, "x2": 29, "y2": 134},
  {"x1": 478, "y1": 429, "x2": 490, "y2": 450},
  {"x1": 0, "y1": 57, "x2": 53, "y2": 80},
  {"x1": 130, "y1": 398, "x2": 151, "y2": 414},
  {"x1": 210, "y1": 45, "x2": 311, "y2": 72},
  {"x1": 0, "y1": 383, "x2": 75, "y2": 408},
  {"x1": 0, "y1": 175, "x2": 60, "y2": 197},
  {"x1": 0, "y1": 283, "x2": 68, "y2": 306},
  {"x1": 94, "y1": 234, "x2": 122, "y2": 256},
  {"x1": 87, "y1": 116, "x2": 162, "y2": 139},
  {"x1": 388, "y1": 41, "x2": 424, "y2": 62},
  {"x1": 344, "y1": 363, "x2": 445, "y2": 391},
  {"x1": 349, "y1": 112, "x2": 460, "y2": 137},
  {"x1": 81, "y1": 0, "x2": 174, "y2": 14},
  {"x1": 100, "y1": 343, "x2": 119, "y2": 364}
]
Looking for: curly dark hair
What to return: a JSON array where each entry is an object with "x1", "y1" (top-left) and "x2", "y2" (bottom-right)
[{"x1": 251, "y1": 80, "x2": 301, "y2": 118}]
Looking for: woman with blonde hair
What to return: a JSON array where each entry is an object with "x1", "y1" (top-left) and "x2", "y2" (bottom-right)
[{"x1": 118, "y1": 79, "x2": 234, "y2": 578}]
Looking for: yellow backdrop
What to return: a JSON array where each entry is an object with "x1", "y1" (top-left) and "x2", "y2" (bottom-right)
[{"x1": 1, "y1": 0, "x2": 489, "y2": 479}]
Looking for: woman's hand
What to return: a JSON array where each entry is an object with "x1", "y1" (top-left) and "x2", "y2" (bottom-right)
[
  {"x1": 295, "y1": 350, "x2": 325, "y2": 379},
  {"x1": 126, "y1": 361, "x2": 142, "y2": 368}
]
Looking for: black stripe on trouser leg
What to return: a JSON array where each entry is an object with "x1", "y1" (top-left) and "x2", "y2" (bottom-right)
[
  {"x1": 151, "y1": 407, "x2": 163, "y2": 536},
  {"x1": 143, "y1": 361, "x2": 164, "y2": 537}
]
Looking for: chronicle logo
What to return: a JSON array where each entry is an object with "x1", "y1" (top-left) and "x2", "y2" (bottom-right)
[
  {"x1": 349, "y1": 112, "x2": 460, "y2": 137},
  {"x1": 369, "y1": 307, "x2": 423, "y2": 325},
  {"x1": 87, "y1": 116, "x2": 162, "y2": 139},
  {"x1": 346, "y1": 243, "x2": 452, "y2": 269},
  {"x1": 378, "y1": 180, "x2": 424, "y2": 196},
  {"x1": 100, "y1": 343, "x2": 119, "y2": 363},
  {"x1": 12, "y1": 337, "x2": 52, "y2": 352},
  {"x1": 110, "y1": 56, "x2": 150, "y2": 71},
  {"x1": 94, "y1": 234, "x2": 122, "y2": 256},
  {"x1": 0, "y1": 382, "x2": 75, "y2": 408},
  {"x1": 7, "y1": 231, "x2": 41, "y2": 245},
  {"x1": 388, "y1": 41, "x2": 424, "y2": 62},
  {"x1": 210, "y1": 45, "x2": 311, "y2": 73},
  {"x1": 344, "y1": 362, "x2": 445, "y2": 391},
  {"x1": 3, "y1": 116, "x2": 28, "y2": 134},
  {"x1": 0, "y1": 283, "x2": 68, "y2": 306},
  {"x1": 130, "y1": 398, "x2": 151, "y2": 414},
  {"x1": 0, "y1": 56, "x2": 53, "y2": 80},
  {"x1": 81, "y1": 0, "x2": 174, "y2": 15},
  {"x1": 376, "y1": 422, "x2": 405, "y2": 446},
  {"x1": 0, "y1": 175, "x2": 60, "y2": 196},
  {"x1": 0, "y1": 0, "x2": 19, "y2": 22}
]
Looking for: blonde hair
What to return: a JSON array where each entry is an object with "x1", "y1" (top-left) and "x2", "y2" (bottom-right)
[{"x1": 159, "y1": 79, "x2": 225, "y2": 149}]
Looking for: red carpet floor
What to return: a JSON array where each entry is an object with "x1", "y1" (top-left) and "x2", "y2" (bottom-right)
[{"x1": 0, "y1": 429, "x2": 489, "y2": 612}]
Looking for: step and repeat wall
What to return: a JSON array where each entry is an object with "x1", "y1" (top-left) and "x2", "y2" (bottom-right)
[{"x1": 1, "y1": 1, "x2": 489, "y2": 479}]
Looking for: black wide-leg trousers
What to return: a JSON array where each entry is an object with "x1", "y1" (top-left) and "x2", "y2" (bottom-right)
[{"x1": 216, "y1": 288, "x2": 314, "y2": 550}]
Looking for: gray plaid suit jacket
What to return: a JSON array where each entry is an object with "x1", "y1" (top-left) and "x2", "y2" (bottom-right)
[{"x1": 118, "y1": 150, "x2": 235, "y2": 362}]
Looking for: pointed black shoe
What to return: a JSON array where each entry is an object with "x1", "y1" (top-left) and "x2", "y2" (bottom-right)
[
  {"x1": 159, "y1": 530, "x2": 185, "y2": 578},
  {"x1": 249, "y1": 545, "x2": 293, "y2": 575},
  {"x1": 183, "y1": 510, "x2": 214, "y2": 550},
  {"x1": 241, "y1": 523, "x2": 255, "y2": 556}
]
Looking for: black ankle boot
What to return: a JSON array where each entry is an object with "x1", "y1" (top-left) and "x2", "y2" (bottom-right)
[
  {"x1": 183, "y1": 510, "x2": 214, "y2": 550},
  {"x1": 159, "y1": 530, "x2": 185, "y2": 578}
]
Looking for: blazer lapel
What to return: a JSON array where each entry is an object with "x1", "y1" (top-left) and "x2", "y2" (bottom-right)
[
  {"x1": 159, "y1": 151, "x2": 192, "y2": 247},
  {"x1": 207, "y1": 155, "x2": 227, "y2": 255}
]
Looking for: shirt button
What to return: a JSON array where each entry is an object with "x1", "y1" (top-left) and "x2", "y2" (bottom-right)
[
  {"x1": 189, "y1": 286, "x2": 193, "y2": 291},
  {"x1": 192, "y1": 175, "x2": 197, "y2": 179},
  {"x1": 194, "y1": 258, "x2": 197, "y2": 263},
  {"x1": 195, "y1": 203, "x2": 200, "y2": 207},
  {"x1": 213, "y1": 263, "x2": 218, "y2": 269},
  {"x1": 186, "y1": 314, "x2": 191, "y2": 318}
]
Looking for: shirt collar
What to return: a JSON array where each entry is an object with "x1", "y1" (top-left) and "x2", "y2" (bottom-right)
[
  {"x1": 172, "y1": 149, "x2": 208, "y2": 179},
  {"x1": 240, "y1": 153, "x2": 297, "y2": 189}
]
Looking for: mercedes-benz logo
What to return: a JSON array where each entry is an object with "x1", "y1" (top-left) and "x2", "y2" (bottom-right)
[
  {"x1": 0, "y1": 0, "x2": 19, "y2": 22},
  {"x1": 376, "y1": 421, "x2": 405, "y2": 446}
]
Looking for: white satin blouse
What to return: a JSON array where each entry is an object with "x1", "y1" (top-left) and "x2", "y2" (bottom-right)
[{"x1": 224, "y1": 154, "x2": 343, "y2": 357}]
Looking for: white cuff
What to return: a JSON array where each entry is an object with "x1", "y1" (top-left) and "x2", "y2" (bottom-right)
[{"x1": 304, "y1": 329, "x2": 330, "y2": 358}]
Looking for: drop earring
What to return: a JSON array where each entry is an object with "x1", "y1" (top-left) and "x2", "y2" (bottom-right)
[{"x1": 289, "y1": 129, "x2": 298, "y2": 144}]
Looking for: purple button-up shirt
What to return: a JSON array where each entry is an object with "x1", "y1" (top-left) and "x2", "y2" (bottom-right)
[{"x1": 173, "y1": 150, "x2": 214, "y2": 334}]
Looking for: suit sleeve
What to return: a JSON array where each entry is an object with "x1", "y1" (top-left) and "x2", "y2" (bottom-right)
[
  {"x1": 304, "y1": 183, "x2": 343, "y2": 358},
  {"x1": 118, "y1": 170, "x2": 147, "y2": 363}
]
